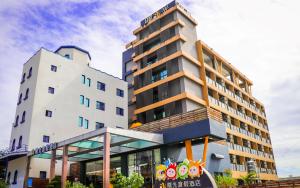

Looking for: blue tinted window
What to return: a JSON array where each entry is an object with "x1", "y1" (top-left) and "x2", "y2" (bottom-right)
[
  {"x1": 97, "y1": 82, "x2": 105, "y2": 91},
  {"x1": 78, "y1": 116, "x2": 83, "y2": 127},
  {"x1": 24, "y1": 88, "x2": 29, "y2": 100},
  {"x1": 80, "y1": 95, "x2": 84, "y2": 104},
  {"x1": 81, "y1": 75, "x2": 85, "y2": 84},
  {"x1": 51, "y1": 65, "x2": 57, "y2": 72},
  {"x1": 116, "y1": 107, "x2": 124, "y2": 116},
  {"x1": 96, "y1": 122, "x2": 104, "y2": 129},
  {"x1": 85, "y1": 98, "x2": 90, "y2": 107},
  {"x1": 43, "y1": 135, "x2": 50, "y2": 143},
  {"x1": 48, "y1": 87, "x2": 55, "y2": 94},
  {"x1": 21, "y1": 111, "x2": 26, "y2": 123},
  {"x1": 96, "y1": 101, "x2": 105, "y2": 111},
  {"x1": 45, "y1": 110, "x2": 52, "y2": 117},
  {"x1": 116, "y1": 88, "x2": 124, "y2": 97},
  {"x1": 83, "y1": 119, "x2": 89, "y2": 129},
  {"x1": 86, "y1": 78, "x2": 91, "y2": 87}
]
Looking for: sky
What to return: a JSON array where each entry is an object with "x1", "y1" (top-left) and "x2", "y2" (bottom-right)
[{"x1": 0, "y1": 0, "x2": 299, "y2": 178}]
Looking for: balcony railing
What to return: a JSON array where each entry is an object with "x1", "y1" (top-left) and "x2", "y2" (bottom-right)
[
  {"x1": 228, "y1": 142, "x2": 274, "y2": 160},
  {"x1": 133, "y1": 107, "x2": 222, "y2": 132},
  {"x1": 225, "y1": 123, "x2": 272, "y2": 145}
]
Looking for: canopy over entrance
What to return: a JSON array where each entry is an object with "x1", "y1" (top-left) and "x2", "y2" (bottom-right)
[{"x1": 25, "y1": 127, "x2": 164, "y2": 188}]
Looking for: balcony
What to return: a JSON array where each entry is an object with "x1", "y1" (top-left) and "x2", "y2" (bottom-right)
[
  {"x1": 133, "y1": 107, "x2": 222, "y2": 133},
  {"x1": 226, "y1": 123, "x2": 271, "y2": 145},
  {"x1": 231, "y1": 164, "x2": 246, "y2": 172}
]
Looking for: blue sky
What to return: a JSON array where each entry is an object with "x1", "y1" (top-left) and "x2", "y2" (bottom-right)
[{"x1": 0, "y1": 0, "x2": 300, "y2": 178}]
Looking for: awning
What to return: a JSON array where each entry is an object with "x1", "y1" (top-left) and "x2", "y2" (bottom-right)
[{"x1": 29, "y1": 127, "x2": 164, "y2": 162}]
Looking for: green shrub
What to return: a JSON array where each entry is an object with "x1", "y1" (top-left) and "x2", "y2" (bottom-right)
[
  {"x1": 0, "y1": 180, "x2": 8, "y2": 188},
  {"x1": 214, "y1": 169, "x2": 237, "y2": 188},
  {"x1": 47, "y1": 176, "x2": 61, "y2": 188},
  {"x1": 111, "y1": 172, "x2": 144, "y2": 188}
]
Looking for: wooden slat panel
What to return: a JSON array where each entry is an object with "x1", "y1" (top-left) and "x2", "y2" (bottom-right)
[{"x1": 133, "y1": 106, "x2": 222, "y2": 132}]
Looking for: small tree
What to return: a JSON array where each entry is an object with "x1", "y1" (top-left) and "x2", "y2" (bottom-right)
[
  {"x1": 240, "y1": 172, "x2": 257, "y2": 185},
  {"x1": 47, "y1": 176, "x2": 61, "y2": 188},
  {"x1": 215, "y1": 169, "x2": 237, "y2": 188},
  {"x1": 128, "y1": 172, "x2": 144, "y2": 188}
]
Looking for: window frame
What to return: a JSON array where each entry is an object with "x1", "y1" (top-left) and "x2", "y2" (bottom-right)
[
  {"x1": 45, "y1": 110, "x2": 52, "y2": 117},
  {"x1": 116, "y1": 107, "x2": 124, "y2": 116},
  {"x1": 48, "y1": 87, "x2": 55, "y2": 94},
  {"x1": 43, "y1": 135, "x2": 50, "y2": 143},
  {"x1": 116, "y1": 88, "x2": 124, "y2": 97},
  {"x1": 97, "y1": 81, "x2": 106, "y2": 91},
  {"x1": 96, "y1": 101, "x2": 105, "y2": 111},
  {"x1": 51, "y1": 65, "x2": 57, "y2": 72}
]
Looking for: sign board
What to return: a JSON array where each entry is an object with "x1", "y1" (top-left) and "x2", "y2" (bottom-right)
[
  {"x1": 155, "y1": 159, "x2": 217, "y2": 188},
  {"x1": 140, "y1": 1, "x2": 176, "y2": 26},
  {"x1": 32, "y1": 142, "x2": 58, "y2": 155}
]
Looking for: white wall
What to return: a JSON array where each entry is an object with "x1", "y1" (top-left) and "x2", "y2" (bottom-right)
[{"x1": 7, "y1": 47, "x2": 128, "y2": 184}]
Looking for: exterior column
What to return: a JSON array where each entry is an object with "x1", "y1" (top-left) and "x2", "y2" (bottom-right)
[
  {"x1": 184, "y1": 140, "x2": 193, "y2": 160},
  {"x1": 61, "y1": 145, "x2": 68, "y2": 188},
  {"x1": 23, "y1": 156, "x2": 31, "y2": 188},
  {"x1": 103, "y1": 132, "x2": 111, "y2": 188},
  {"x1": 50, "y1": 149, "x2": 56, "y2": 181},
  {"x1": 202, "y1": 136, "x2": 209, "y2": 167},
  {"x1": 196, "y1": 40, "x2": 209, "y2": 106}
]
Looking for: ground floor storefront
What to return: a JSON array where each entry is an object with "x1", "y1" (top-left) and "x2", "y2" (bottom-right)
[{"x1": 2, "y1": 115, "x2": 227, "y2": 188}]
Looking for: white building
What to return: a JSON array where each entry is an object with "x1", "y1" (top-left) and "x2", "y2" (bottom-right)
[{"x1": 4, "y1": 46, "x2": 128, "y2": 187}]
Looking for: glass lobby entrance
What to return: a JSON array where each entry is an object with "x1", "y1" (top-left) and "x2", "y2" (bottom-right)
[{"x1": 85, "y1": 149, "x2": 161, "y2": 188}]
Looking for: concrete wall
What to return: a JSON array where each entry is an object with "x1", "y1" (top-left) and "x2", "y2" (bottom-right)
[{"x1": 7, "y1": 47, "x2": 128, "y2": 185}]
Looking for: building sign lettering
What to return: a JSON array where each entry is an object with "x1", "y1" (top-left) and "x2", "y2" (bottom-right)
[{"x1": 141, "y1": 1, "x2": 176, "y2": 26}]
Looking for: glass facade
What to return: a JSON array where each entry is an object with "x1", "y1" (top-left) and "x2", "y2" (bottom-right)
[{"x1": 84, "y1": 149, "x2": 161, "y2": 188}]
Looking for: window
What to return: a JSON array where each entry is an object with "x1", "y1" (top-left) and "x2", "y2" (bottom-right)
[
  {"x1": 21, "y1": 73, "x2": 26, "y2": 84},
  {"x1": 152, "y1": 68, "x2": 168, "y2": 82},
  {"x1": 78, "y1": 116, "x2": 83, "y2": 127},
  {"x1": 14, "y1": 115, "x2": 19, "y2": 127},
  {"x1": 86, "y1": 78, "x2": 91, "y2": 87},
  {"x1": 96, "y1": 101, "x2": 105, "y2": 111},
  {"x1": 24, "y1": 88, "x2": 29, "y2": 100},
  {"x1": 17, "y1": 136, "x2": 22, "y2": 149},
  {"x1": 17, "y1": 93, "x2": 22, "y2": 105},
  {"x1": 116, "y1": 107, "x2": 124, "y2": 116},
  {"x1": 43, "y1": 135, "x2": 50, "y2": 143},
  {"x1": 83, "y1": 119, "x2": 89, "y2": 129},
  {"x1": 27, "y1": 67, "x2": 32, "y2": 78},
  {"x1": 20, "y1": 111, "x2": 26, "y2": 123},
  {"x1": 116, "y1": 88, "x2": 124, "y2": 97},
  {"x1": 51, "y1": 65, "x2": 57, "y2": 72},
  {"x1": 85, "y1": 98, "x2": 90, "y2": 107},
  {"x1": 40, "y1": 171, "x2": 47, "y2": 180},
  {"x1": 65, "y1": 54, "x2": 70, "y2": 59},
  {"x1": 11, "y1": 139, "x2": 15, "y2": 151},
  {"x1": 154, "y1": 107, "x2": 166, "y2": 120},
  {"x1": 96, "y1": 122, "x2": 104, "y2": 129},
  {"x1": 12, "y1": 170, "x2": 18, "y2": 184},
  {"x1": 81, "y1": 75, "x2": 91, "y2": 87},
  {"x1": 80, "y1": 95, "x2": 84, "y2": 104},
  {"x1": 45, "y1": 110, "x2": 52, "y2": 117},
  {"x1": 81, "y1": 75, "x2": 86, "y2": 84},
  {"x1": 97, "y1": 81, "x2": 105, "y2": 91},
  {"x1": 6, "y1": 172, "x2": 10, "y2": 184},
  {"x1": 48, "y1": 87, "x2": 55, "y2": 94}
]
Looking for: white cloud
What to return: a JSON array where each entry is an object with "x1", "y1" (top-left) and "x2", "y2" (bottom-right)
[{"x1": 0, "y1": 0, "x2": 299, "y2": 178}]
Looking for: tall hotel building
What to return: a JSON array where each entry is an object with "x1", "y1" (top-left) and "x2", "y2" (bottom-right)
[
  {"x1": 123, "y1": 0, "x2": 277, "y2": 181},
  {"x1": 3, "y1": 46, "x2": 128, "y2": 187}
]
